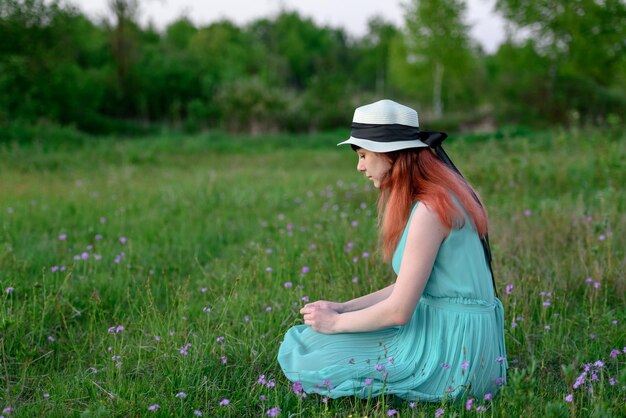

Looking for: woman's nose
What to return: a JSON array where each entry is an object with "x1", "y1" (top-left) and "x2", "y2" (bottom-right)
[{"x1": 357, "y1": 161, "x2": 365, "y2": 172}]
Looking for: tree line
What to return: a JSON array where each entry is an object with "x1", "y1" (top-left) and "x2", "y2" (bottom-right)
[{"x1": 0, "y1": 0, "x2": 624, "y2": 136}]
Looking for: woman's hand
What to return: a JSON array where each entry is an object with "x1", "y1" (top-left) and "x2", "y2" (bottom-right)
[
  {"x1": 300, "y1": 305, "x2": 341, "y2": 334},
  {"x1": 301, "y1": 300, "x2": 344, "y2": 313}
]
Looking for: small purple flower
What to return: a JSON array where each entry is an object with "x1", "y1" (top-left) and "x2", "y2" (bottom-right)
[
  {"x1": 375, "y1": 364, "x2": 384, "y2": 371},
  {"x1": 301, "y1": 296, "x2": 309, "y2": 302},
  {"x1": 200, "y1": 287, "x2": 208, "y2": 293},
  {"x1": 43, "y1": 393, "x2": 50, "y2": 399},
  {"x1": 466, "y1": 398, "x2": 473, "y2": 410},
  {"x1": 495, "y1": 356, "x2": 505, "y2": 363},
  {"x1": 409, "y1": 402, "x2": 415, "y2": 408},
  {"x1": 565, "y1": 394, "x2": 573, "y2": 402},
  {"x1": 257, "y1": 375, "x2": 267, "y2": 385},
  {"x1": 95, "y1": 234, "x2": 103, "y2": 240},
  {"x1": 523, "y1": 209, "x2": 532, "y2": 217},
  {"x1": 352, "y1": 277, "x2": 358, "y2": 283},
  {"x1": 387, "y1": 409, "x2": 397, "y2": 416},
  {"x1": 352, "y1": 256, "x2": 359, "y2": 262},
  {"x1": 175, "y1": 392, "x2": 187, "y2": 398},
  {"x1": 598, "y1": 234, "x2": 606, "y2": 241},
  {"x1": 265, "y1": 267, "x2": 273, "y2": 272},
  {"x1": 609, "y1": 377, "x2": 616, "y2": 386},
  {"x1": 154, "y1": 336, "x2": 160, "y2": 342},
  {"x1": 119, "y1": 236, "x2": 127, "y2": 244},
  {"x1": 301, "y1": 266, "x2": 310, "y2": 274},
  {"x1": 58, "y1": 233, "x2": 67, "y2": 240},
  {"x1": 484, "y1": 393, "x2": 493, "y2": 400},
  {"x1": 283, "y1": 281, "x2": 293, "y2": 288},
  {"x1": 3, "y1": 406, "x2": 15, "y2": 414},
  {"x1": 265, "y1": 379, "x2": 275, "y2": 388},
  {"x1": 543, "y1": 300, "x2": 551, "y2": 307},
  {"x1": 594, "y1": 360, "x2": 604, "y2": 368},
  {"x1": 351, "y1": 220, "x2": 359, "y2": 227},
  {"x1": 610, "y1": 349, "x2": 620, "y2": 358},
  {"x1": 505, "y1": 284, "x2": 513, "y2": 294},
  {"x1": 364, "y1": 377, "x2": 373, "y2": 386},
  {"x1": 203, "y1": 306, "x2": 211, "y2": 313},
  {"x1": 461, "y1": 361, "x2": 469, "y2": 370},
  {"x1": 362, "y1": 252, "x2": 370, "y2": 258},
  {"x1": 292, "y1": 381, "x2": 304, "y2": 395},
  {"x1": 266, "y1": 406, "x2": 281, "y2": 417},
  {"x1": 221, "y1": 356, "x2": 227, "y2": 364},
  {"x1": 219, "y1": 399, "x2": 229, "y2": 406},
  {"x1": 476, "y1": 406, "x2": 487, "y2": 412},
  {"x1": 259, "y1": 395, "x2": 266, "y2": 401},
  {"x1": 48, "y1": 336, "x2": 55, "y2": 342},
  {"x1": 593, "y1": 281, "x2": 600, "y2": 289},
  {"x1": 148, "y1": 404, "x2": 160, "y2": 411},
  {"x1": 50, "y1": 266, "x2": 59, "y2": 272},
  {"x1": 585, "y1": 277, "x2": 593, "y2": 283},
  {"x1": 495, "y1": 377, "x2": 504, "y2": 385},
  {"x1": 435, "y1": 408, "x2": 445, "y2": 417},
  {"x1": 5, "y1": 287, "x2": 14, "y2": 294},
  {"x1": 194, "y1": 410, "x2": 203, "y2": 416}
]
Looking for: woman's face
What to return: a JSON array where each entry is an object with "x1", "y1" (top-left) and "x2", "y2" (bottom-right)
[{"x1": 356, "y1": 148, "x2": 392, "y2": 188}]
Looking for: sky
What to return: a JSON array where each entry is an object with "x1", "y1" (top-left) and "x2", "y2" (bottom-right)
[{"x1": 75, "y1": 0, "x2": 507, "y2": 53}]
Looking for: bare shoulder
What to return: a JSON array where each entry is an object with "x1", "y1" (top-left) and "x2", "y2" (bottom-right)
[{"x1": 407, "y1": 202, "x2": 450, "y2": 244}]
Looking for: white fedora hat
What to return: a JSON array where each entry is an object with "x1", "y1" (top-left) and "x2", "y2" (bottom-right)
[{"x1": 337, "y1": 99, "x2": 429, "y2": 152}]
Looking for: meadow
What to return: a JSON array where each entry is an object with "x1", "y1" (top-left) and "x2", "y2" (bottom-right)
[{"x1": 0, "y1": 127, "x2": 624, "y2": 417}]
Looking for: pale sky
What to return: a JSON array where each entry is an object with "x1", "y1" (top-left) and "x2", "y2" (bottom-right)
[{"x1": 74, "y1": 0, "x2": 506, "y2": 53}]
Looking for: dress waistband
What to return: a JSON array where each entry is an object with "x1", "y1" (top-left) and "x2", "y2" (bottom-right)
[{"x1": 420, "y1": 294, "x2": 501, "y2": 314}]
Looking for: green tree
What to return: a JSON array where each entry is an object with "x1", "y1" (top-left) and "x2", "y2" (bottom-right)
[
  {"x1": 402, "y1": 0, "x2": 480, "y2": 117},
  {"x1": 495, "y1": 0, "x2": 626, "y2": 124}
]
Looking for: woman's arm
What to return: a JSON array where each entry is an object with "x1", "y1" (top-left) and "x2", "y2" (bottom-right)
[
  {"x1": 301, "y1": 203, "x2": 448, "y2": 333},
  {"x1": 303, "y1": 284, "x2": 395, "y2": 314}
]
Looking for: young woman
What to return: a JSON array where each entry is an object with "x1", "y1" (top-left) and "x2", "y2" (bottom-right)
[{"x1": 277, "y1": 100, "x2": 507, "y2": 401}]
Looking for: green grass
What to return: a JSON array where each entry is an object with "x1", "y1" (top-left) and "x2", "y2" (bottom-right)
[{"x1": 0, "y1": 128, "x2": 624, "y2": 417}]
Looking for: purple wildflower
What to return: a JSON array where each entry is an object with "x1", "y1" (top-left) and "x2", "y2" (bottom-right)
[
  {"x1": 364, "y1": 378, "x2": 373, "y2": 386},
  {"x1": 219, "y1": 399, "x2": 229, "y2": 406},
  {"x1": 352, "y1": 277, "x2": 359, "y2": 283},
  {"x1": 461, "y1": 361, "x2": 469, "y2": 370},
  {"x1": 194, "y1": 411, "x2": 203, "y2": 416},
  {"x1": 58, "y1": 233, "x2": 67, "y2": 240},
  {"x1": 505, "y1": 284, "x2": 513, "y2": 294},
  {"x1": 221, "y1": 356, "x2": 227, "y2": 364},
  {"x1": 301, "y1": 266, "x2": 310, "y2": 274},
  {"x1": 610, "y1": 349, "x2": 620, "y2": 358},
  {"x1": 266, "y1": 406, "x2": 281, "y2": 417},
  {"x1": 283, "y1": 281, "x2": 293, "y2": 288},
  {"x1": 375, "y1": 364, "x2": 384, "y2": 371},
  {"x1": 266, "y1": 379, "x2": 275, "y2": 388},
  {"x1": 435, "y1": 408, "x2": 445, "y2": 417},
  {"x1": 119, "y1": 236, "x2": 127, "y2": 244},
  {"x1": 257, "y1": 375, "x2": 267, "y2": 385},
  {"x1": 484, "y1": 393, "x2": 493, "y2": 400},
  {"x1": 148, "y1": 404, "x2": 160, "y2": 411},
  {"x1": 466, "y1": 398, "x2": 474, "y2": 410},
  {"x1": 301, "y1": 296, "x2": 309, "y2": 302},
  {"x1": 387, "y1": 409, "x2": 397, "y2": 416},
  {"x1": 175, "y1": 392, "x2": 187, "y2": 398},
  {"x1": 5, "y1": 287, "x2": 14, "y2": 294},
  {"x1": 565, "y1": 394, "x2": 573, "y2": 402}
]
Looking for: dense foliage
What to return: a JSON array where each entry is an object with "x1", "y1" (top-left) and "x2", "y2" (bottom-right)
[{"x1": 0, "y1": 0, "x2": 624, "y2": 135}]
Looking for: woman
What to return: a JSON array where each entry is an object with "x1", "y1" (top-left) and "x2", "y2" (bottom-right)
[{"x1": 277, "y1": 99, "x2": 507, "y2": 401}]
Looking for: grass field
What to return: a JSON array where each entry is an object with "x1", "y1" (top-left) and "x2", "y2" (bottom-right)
[{"x1": 0, "y1": 128, "x2": 624, "y2": 417}]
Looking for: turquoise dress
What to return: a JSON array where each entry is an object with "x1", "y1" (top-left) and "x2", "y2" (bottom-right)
[{"x1": 277, "y1": 202, "x2": 507, "y2": 401}]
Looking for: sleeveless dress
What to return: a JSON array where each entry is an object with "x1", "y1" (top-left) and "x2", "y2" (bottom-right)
[{"x1": 277, "y1": 202, "x2": 507, "y2": 400}]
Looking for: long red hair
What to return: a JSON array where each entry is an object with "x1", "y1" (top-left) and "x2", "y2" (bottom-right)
[{"x1": 377, "y1": 148, "x2": 488, "y2": 261}]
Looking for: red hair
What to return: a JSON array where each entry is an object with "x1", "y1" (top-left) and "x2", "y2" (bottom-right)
[{"x1": 377, "y1": 148, "x2": 488, "y2": 261}]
